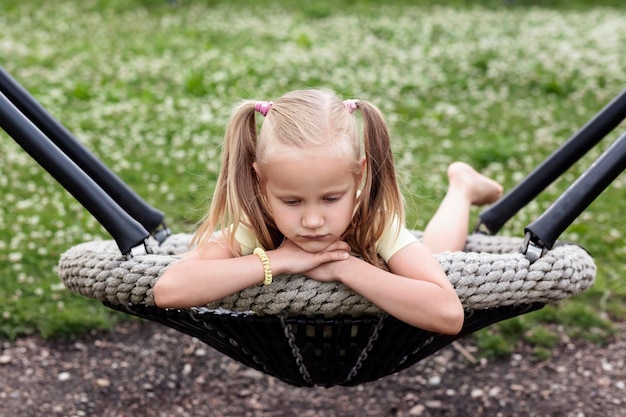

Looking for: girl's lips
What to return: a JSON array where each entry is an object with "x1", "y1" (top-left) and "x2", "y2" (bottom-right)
[{"x1": 301, "y1": 234, "x2": 328, "y2": 241}]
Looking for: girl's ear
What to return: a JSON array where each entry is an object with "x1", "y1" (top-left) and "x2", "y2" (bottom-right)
[
  {"x1": 253, "y1": 162, "x2": 269, "y2": 198},
  {"x1": 253, "y1": 162, "x2": 272, "y2": 214},
  {"x1": 253, "y1": 162, "x2": 263, "y2": 182},
  {"x1": 358, "y1": 157, "x2": 367, "y2": 181},
  {"x1": 353, "y1": 157, "x2": 367, "y2": 191}
]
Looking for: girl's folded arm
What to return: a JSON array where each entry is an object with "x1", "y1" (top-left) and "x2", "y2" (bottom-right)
[
  {"x1": 153, "y1": 240, "x2": 265, "y2": 308},
  {"x1": 335, "y1": 242, "x2": 464, "y2": 335}
]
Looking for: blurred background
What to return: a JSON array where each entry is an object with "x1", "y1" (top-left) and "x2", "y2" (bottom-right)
[{"x1": 1, "y1": 0, "x2": 625, "y2": 358}]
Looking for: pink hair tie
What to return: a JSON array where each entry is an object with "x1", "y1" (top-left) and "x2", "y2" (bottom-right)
[
  {"x1": 255, "y1": 101, "x2": 273, "y2": 117},
  {"x1": 343, "y1": 99, "x2": 359, "y2": 113}
]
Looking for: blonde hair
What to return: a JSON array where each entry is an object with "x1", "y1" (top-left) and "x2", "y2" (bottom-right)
[{"x1": 192, "y1": 89, "x2": 405, "y2": 268}]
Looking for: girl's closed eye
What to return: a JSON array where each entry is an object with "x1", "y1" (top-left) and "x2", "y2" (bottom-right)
[{"x1": 282, "y1": 199, "x2": 301, "y2": 206}]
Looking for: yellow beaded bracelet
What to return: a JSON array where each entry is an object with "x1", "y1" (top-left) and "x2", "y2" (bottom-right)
[{"x1": 253, "y1": 247, "x2": 273, "y2": 285}]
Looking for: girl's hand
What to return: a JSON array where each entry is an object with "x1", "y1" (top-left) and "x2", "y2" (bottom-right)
[
  {"x1": 269, "y1": 239, "x2": 351, "y2": 276},
  {"x1": 303, "y1": 256, "x2": 355, "y2": 283}
]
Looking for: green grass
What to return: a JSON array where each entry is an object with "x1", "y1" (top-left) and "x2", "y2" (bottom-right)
[{"x1": 1, "y1": 0, "x2": 625, "y2": 358}]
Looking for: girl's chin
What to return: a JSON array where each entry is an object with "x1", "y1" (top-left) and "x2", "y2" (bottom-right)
[{"x1": 293, "y1": 240, "x2": 334, "y2": 254}]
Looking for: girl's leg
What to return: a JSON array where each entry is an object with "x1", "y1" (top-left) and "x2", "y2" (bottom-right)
[{"x1": 422, "y1": 162, "x2": 503, "y2": 253}]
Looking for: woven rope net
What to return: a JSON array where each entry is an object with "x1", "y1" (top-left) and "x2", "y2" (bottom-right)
[{"x1": 57, "y1": 232, "x2": 596, "y2": 316}]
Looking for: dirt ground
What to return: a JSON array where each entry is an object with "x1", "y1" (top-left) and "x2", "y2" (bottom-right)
[{"x1": 1, "y1": 319, "x2": 624, "y2": 417}]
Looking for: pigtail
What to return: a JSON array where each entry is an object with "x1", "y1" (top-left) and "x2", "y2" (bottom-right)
[
  {"x1": 191, "y1": 100, "x2": 276, "y2": 252},
  {"x1": 348, "y1": 101, "x2": 405, "y2": 267}
]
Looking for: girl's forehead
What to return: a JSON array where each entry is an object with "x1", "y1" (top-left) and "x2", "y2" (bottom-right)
[
  {"x1": 260, "y1": 142, "x2": 359, "y2": 165},
  {"x1": 259, "y1": 153, "x2": 359, "y2": 189}
]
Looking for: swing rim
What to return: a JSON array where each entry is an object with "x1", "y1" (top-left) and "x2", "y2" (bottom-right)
[{"x1": 56, "y1": 232, "x2": 595, "y2": 387}]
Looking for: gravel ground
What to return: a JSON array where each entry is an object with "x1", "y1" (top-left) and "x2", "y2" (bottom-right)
[{"x1": 1, "y1": 319, "x2": 624, "y2": 417}]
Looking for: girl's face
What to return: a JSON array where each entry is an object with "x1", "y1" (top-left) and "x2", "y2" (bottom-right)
[{"x1": 254, "y1": 152, "x2": 362, "y2": 253}]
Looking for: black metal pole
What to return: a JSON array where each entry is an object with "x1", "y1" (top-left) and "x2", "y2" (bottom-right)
[
  {"x1": 0, "y1": 65, "x2": 165, "y2": 235},
  {"x1": 478, "y1": 88, "x2": 626, "y2": 235},
  {"x1": 0, "y1": 91, "x2": 148, "y2": 255},
  {"x1": 525, "y1": 129, "x2": 626, "y2": 250}
]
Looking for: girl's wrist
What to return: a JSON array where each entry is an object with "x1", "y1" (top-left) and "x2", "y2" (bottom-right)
[
  {"x1": 337, "y1": 256, "x2": 368, "y2": 285},
  {"x1": 333, "y1": 254, "x2": 356, "y2": 284},
  {"x1": 265, "y1": 249, "x2": 285, "y2": 276}
]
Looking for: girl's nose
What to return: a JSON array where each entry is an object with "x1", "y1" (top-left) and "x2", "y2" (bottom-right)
[{"x1": 302, "y1": 210, "x2": 324, "y2": 229}]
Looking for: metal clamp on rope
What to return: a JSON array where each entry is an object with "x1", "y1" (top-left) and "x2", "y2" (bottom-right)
[
  {"x1": 151, "y1": 221, "x2": 171, "y2": 245},
  {"x1": 520, "y1": 232, "x2": 546, "y2": 263},
  {"x1": 122, "y1": 238, "x2": 155, "y2": 259},
  {"x1": 472, "y1": 220, "x2": 493, "y2": 235}
]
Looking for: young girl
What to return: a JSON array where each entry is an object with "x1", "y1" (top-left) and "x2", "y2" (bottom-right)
[{"x1": 153, "y1": 89, "x2": 502, "y2": 335}]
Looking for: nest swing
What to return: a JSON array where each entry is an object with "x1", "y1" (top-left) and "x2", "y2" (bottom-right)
[{"x1": 2, "y1": 65, "x2": 625, "y2": 387}]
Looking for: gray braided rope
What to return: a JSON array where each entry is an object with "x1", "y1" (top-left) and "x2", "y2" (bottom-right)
[{"x1": 58, "y1": 232, "x2": 596, "y2": 315}]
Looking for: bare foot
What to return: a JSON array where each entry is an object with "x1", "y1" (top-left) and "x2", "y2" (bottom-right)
[{"x1": 447, "y1": 162, "x2": 503, "y2": 206}]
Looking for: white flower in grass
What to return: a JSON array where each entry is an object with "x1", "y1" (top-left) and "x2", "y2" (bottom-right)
[{"x1": 8, "y1": 252, "x2": 23, "y2": 263}]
